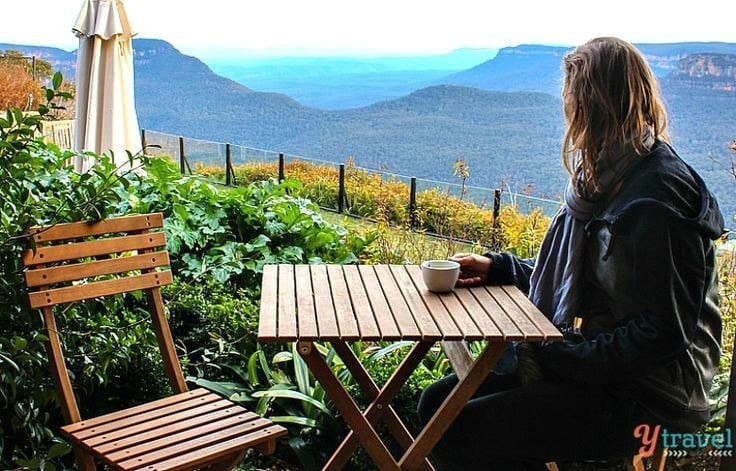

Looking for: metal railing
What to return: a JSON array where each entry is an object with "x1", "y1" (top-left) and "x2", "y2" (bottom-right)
[{"x1": 141, "y1": 129, "x2": 563, "y2": 230}]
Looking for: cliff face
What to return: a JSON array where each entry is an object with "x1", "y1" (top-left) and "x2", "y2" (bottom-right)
[{"x1": 667, "y1": 54, "x2": 736, "y2": 92}]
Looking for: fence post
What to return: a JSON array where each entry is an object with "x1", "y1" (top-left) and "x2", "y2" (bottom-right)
[
  {"x1": 338, "y1": 164, "x2": 346, "y2": 213},
  {"x1": 492, "y1": 189, "x2": 501, "y2": 228},
  {"x1": 278, "y1": 153, "x2": 285, "y2": 182},
  {"x1": 409, "y1": 177, "x2": 417, "y2": 229},
  {"x1": 225, "y1": 143, "x2": 232, "y2": 186},
  {"x1": 179, "y1": 136, "x2": 185, "y2": 175},
  {"x1": 140, "y1": 129, "x2": 147, "y2": 154}
]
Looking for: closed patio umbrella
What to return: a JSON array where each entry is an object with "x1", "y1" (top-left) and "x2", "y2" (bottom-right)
[{"x1": 73, "y1": 0, "x2": 140, "y2": 171}]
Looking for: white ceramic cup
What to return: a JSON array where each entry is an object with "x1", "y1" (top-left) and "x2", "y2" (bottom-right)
[{"x1": 420, "y1": 260, "x2": 460, "y2": 293}]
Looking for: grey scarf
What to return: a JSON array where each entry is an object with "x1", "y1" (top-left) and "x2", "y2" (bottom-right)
[{"x1": 528, "y1": 133, "x2": 655, "y2": 325}]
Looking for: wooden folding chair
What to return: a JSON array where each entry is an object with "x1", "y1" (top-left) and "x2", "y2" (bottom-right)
[{"x1": 23, "y1": 212, "x2": 287, "y2": 471}]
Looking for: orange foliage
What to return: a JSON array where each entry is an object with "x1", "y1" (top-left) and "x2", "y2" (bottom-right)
[{"x1": 0, "y1": 62, "x2": 42, "y2": 111}]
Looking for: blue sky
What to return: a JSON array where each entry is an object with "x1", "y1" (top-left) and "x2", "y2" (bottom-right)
[{"x1": 1, "y1": 0, "x2": 735, "y2": 57}]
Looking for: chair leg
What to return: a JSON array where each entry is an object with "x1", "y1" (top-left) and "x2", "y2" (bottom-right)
[
  {"x1": 73, "y1": 446, "x2": 96, "y2": 471},
  {"x1": 627, "y1": 454, "x2": 646, "y2": 471},
  {"x1": 256, "y1": 439, "x2": 278, "y2": 456},
  {"x1": 651, "y1": 448, "x2": 667, "y2": 471}
]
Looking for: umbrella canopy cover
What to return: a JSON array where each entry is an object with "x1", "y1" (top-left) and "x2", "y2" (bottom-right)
[{"x1": 73, "y1": 0, "x2": 140, "y2": 171}]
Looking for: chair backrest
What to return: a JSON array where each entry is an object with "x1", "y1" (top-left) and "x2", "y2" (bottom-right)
[{"x1": 22, "y1": 213, "x2": 187, "y2": 426}]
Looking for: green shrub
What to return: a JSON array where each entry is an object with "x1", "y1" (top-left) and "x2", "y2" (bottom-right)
[{"x1": 163, "y1": 278, "x2": 261, "y2": 377}]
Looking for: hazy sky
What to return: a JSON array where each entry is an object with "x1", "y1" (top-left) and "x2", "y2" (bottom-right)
[{"x1": 1, "y1": 0, "x2": 735, "y2": 57}]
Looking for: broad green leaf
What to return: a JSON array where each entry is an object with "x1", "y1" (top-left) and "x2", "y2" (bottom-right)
[
  {"x1": 258, "y1": 350, "x2": 272, "y2": 380},
  {"x1": 186, "y1": 377, "x2": 247, "y2": 399},
  {"x1": 272, "y1": 351, "x2": 293, "y2": 363},
  {"x1": 247, "y1": 351, "x2": 260, "y2": 385},
  {"x1": 292, "y1": 342, "x2": 311, "y2": 395},
  {"x1": 255, "y1": 395, "x2": 271, "y2": 416},
  {"x1": 220, "y1": 363, "x2": 250, "y2": 384},
  {"x1": 46, "y1": 442, "x2": 71, "y2": 459},
  {"x1": 53, "y1": 72, "x2": 63, "y2": 90},
  {"x1": 368, "y1": 341, "x2": 413, "y2": 362},
  {"x1": 272, "y1": 415, "x2": 320, "y2": 428},
  {"x1": 251, "y1": 389, "x2": 330, "y2": 414}
]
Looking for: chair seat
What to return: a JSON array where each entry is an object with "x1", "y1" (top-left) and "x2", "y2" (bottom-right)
[{"x1": 60, "y1": 388, "x2": 287, "y2": 471}]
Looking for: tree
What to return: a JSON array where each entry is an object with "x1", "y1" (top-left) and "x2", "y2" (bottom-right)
[
  {"x1": 0, "y1": 49, "x2": 54, "y2": 81},
  {"x1": 0, "y1": 62, "x2": 42, "y2": 111},
  {"x1": 0, "y1": 52, "x2": 75, "y2": 117}
]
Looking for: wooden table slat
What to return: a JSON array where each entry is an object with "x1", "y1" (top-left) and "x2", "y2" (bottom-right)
[
  {"x1": 389, "y1": 265, "x2": 441, "y2": 339},
  {"x1": 357, "y1": 265, "x2": 401, "y2": 339},
  {"x1": 295, "y1": 265, "x2": 319, "y2": 339},
  {"x1": 310, "y1": 265, "x2": 340, "y2": 338},
  {"x1": 327, "y1": 265, "x2": 361, "y2": 340},
  {"x1": 257, "y1": 265, "x2": 279, "y2": 341},
  {"x1": 485, "y1": 285, "x2": 544, "y2": 340},
  {"x1": 437, "y1": 291, "x2": 482, "y2": 340},
  {"x1": 468, "y1": 286, "x2": 524, "y2": 340},
  {"x1": 405, "y1": 265, "x2": 460, "y2": 340},
  {"x1": 277, "y1": 264, "x2": 298, "y2": 340},
  {"x1": 452, "y1": 288, "x2": 504, "y2": 339},
  {"x1": 343, "y1": 265, "x2": 382, "y2": 340},
  {"x1": 259, "y1": 265, "x2": 558, "y2": 344},
  {"x1": 373, "y1": 265, "x2": 420, "y2": 338},
  {"x1": 501, "y1": 285, "x2": 563, "y2": 340}
]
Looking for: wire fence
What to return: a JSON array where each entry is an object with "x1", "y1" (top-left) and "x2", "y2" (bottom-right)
[{"x1": 142, "y1": 129, "x2": 563, "y2": 226}]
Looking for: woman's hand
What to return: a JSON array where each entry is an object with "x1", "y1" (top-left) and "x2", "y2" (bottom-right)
[{"x1": 449, "y1": 253, "x2": 492, "y2": 287}]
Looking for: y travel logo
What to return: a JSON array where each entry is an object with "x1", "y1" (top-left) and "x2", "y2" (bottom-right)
[{"x1": 634, "y1": 424, "x2": 734, "y2": 458}]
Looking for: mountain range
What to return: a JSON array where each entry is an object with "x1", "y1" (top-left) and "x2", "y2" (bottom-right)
[
  {"x1": 443, "y1": 42, "x2": 736, "y2": 95},
  {"x1": 1, "y1": 39, "x2": 734, "y2": 221}
]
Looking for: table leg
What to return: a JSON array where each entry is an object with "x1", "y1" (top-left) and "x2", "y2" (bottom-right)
[
  {"x1": 399, "y1": 341, "x2": 508, "y2": 470},
  {"x1": 297, "y1": 341, "x2": 400, "y2": 470},
  {"x1": 327, "y1": 340, "x2": 434, "y2": 471},
  {"x1": 441, "y1": 340, "x2": 474, "y2": 380}
]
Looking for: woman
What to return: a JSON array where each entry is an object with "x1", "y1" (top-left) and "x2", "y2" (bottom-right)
[{"x1": 417, "y1": 37, "x2": 724, "y2": 470}]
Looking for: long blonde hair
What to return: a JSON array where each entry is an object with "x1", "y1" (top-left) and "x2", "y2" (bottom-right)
[{"x1": 561, "y1": 37, "x2": 669, "y2": 194}]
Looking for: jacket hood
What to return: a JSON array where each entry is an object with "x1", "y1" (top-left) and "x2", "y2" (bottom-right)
[{"x1": 598, "y1": 140, "x2": 725, "y2": 240}]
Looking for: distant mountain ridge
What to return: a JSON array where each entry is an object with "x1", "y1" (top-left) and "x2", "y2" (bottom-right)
[
  {"x1": 442, "y1": 45, "x2": 570, "y2": 95},
  {"x1": 444, "y1": 42, "x2": 736, "y2": 94}
]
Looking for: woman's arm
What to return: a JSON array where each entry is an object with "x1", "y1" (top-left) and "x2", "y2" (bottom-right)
[{"x1": 485, "y1": 252, "x2": 536, "y2": 294}]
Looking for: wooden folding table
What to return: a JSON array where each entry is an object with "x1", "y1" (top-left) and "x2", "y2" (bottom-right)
[{"x1": 258, "y1": 264, "x2": 562, "y2": 470}]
